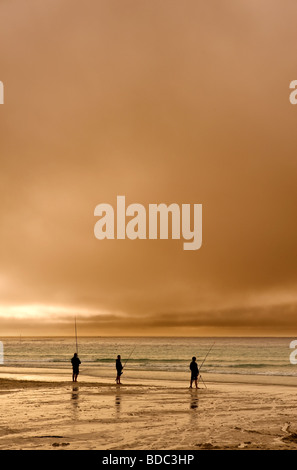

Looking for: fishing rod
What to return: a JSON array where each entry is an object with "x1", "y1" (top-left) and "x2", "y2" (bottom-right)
[
  {"x1": 195, "y1": 358, "x2": 207, "y2": 389},
  {"x1": 122, "y1": 345, "x2": 136, "y2": 372},
  {"x1": 74, "y1": 316, "x2": 78, "y2": 355},
  {"x1": 198, "y1": 373, "x2": 207, "y2": 389},
  {"x1": 197, "y1": 342, "x2": 215, "y2": 388},
  {"x1": 199, "y1": 342, "x2": 215, "y2": 372}
]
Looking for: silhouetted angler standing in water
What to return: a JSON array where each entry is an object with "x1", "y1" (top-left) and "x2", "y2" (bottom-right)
[
  {"x1": 71, "y1": 352, "x2": 81, "y2": 382},
  {"x1": 189, "y1": 356, "x2": 199, "y2": 389},
  {"x1": 116, "y1": 355, "x2": 123, "y2": 384}
]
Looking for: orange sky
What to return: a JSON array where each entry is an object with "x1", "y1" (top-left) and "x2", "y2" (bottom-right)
[{"x1": 0, "y1": 0, "x2": 297, "y2": 336}]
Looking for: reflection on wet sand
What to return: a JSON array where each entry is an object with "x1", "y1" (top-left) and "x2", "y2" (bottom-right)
[
  {"x1": 71, "y1": 384, "x2": 79, "y2": 419},
  {"x1": 71, "y1": 385, "x2": 79, "y2": 401},
  {"x1": 190, "y1": 390, "x2": 199, "y2": 410},
  {"x1": 115, "y1": 386, "x2": 121, "y2": 416}
]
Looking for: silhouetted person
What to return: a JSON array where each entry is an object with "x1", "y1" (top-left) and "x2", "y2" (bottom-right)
[
  {"x1": 71, "y1": 352, "x2": 81, "y2": 382},
  {"x1": 116, "y1": 355, "x2": 123, "y2": 384},
  {"x1": 189, "y1": 356, "x2": 199, "y2": 389}
]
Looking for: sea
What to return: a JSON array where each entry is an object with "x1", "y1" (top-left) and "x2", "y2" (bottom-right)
[{"x1": 0, "y1": 336, "x2": 296, "y2": 378}]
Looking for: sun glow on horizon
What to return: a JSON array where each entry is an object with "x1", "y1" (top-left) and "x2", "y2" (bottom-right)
[{"x1": 0, "y1": 304, "x2": 123, "y2": 320}]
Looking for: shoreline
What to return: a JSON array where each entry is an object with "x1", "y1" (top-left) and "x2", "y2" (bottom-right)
[
  {"x1": 1, "y1": 366, "x2": 297, "y2": 450},
  {"x1": 1, "y1": 365, "x2": 297, "y2": 388}
]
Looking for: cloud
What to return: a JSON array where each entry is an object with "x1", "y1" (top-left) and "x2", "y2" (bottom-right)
[
  {"x1": 0, "y1": 1, "x2": 296, "y2": 335},
  {"x1": 0, "y1": 299, "x2": 296, "y2": 337}
]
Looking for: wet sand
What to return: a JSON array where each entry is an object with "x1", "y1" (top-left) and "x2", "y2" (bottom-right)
[{"x1": 0, "y1": 367, "x2": 297, "y2": 450}]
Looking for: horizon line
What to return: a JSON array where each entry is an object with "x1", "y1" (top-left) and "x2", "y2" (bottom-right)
[{"x1": 1, "y1": 334, "x2": 296, "y2": 339}]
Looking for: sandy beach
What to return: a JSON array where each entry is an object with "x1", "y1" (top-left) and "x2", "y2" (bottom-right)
[{"x1": 0, "y1": 367, "x2": 297, "y2": 450}]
